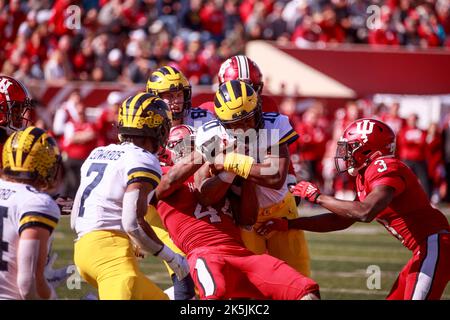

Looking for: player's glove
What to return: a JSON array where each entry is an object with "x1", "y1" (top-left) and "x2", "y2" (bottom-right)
[
  {"x1": 256, "y1": 218, "x2": 288, "y2": 236},
  {"x1": 155, "y1": 245, "x2": 190, "y2": 281},
  {"x1": 291, "y1": 181, "x2": 321, "y2": 204},
  {"x1": 44, "y1": 253, "x2": 72, "y2": 291}
]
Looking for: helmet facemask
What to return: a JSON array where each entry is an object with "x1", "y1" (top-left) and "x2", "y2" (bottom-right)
[
  {"x1": 335, "y1": 139, "x2": 364, "y2": 177},
  {"x1": 0, "y1": 98, "x2": 33, "y2": 131}
]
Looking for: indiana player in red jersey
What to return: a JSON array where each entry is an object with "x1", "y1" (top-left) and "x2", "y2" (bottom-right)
[
  {"x1": 0, "y1": 75, "x2": 34, "y2": 145},
  {"x1": 152, "y1": 125, "x2": 320, "y2": 300},
  {"x1": 258, "y1": 118, "x2": 450, "y2": 300}
]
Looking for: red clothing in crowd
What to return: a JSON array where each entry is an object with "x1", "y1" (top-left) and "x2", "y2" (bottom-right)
[
  {"x1": 293, "y1": 122, "x2": 326, "y2": 161},
  {"x1": 48, "y1": 0, "x2": 74, "y2": 36},
  {"x1": 96, "y1": 108, "x2": 119, "y2": 146},
  {"x1": 199, "y1": 3, "x2": 224, "y2": 36},
  {"x1": 62, "y1": 121, "x2": 97, "y2": 160},
  {"x1": 368, "y1": 29, "x2": 400, "y2": 45},
  {"x1": 397, "y1": 125, "x2": 427, "y2": 161},
  {"x1": 426, "y1": 131, "x2": 444, "y2": 185},
  {"x1": 380, "y1": 114, "x2": 406, "y2": 134},
  {"x1": 178, "y1": 53, "x2": 210, "y2": 84}
]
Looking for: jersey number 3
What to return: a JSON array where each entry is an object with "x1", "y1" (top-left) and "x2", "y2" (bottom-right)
[
  {"x1": 374, "y1": 159, "x2": 387, "y2": 173},
  {"x1": 78, "y1": 163, "x2": 107, "y2": 217}
]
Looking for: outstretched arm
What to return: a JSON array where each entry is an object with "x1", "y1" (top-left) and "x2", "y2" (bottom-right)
[
  {"x1": 155, "y1": 151, "x2": 203, "y2": 201},
  {"x1": 257, "y1": 213, "x2": 355, "y2": 235}
]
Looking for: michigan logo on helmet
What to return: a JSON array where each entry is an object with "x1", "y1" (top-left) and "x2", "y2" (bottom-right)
[
  {"x1": 146, "y1": 66, "x2": 192, "y2": 119},
  {"x1": 2, "y1": 126, "x2": 61, "y2": 185},
  {"x1": 214, "y1": 80, "x2": 262, "y2": 128},
  {"x1": 118, "y1": 92, "x2": 172, "y2": 148},
  {"x1": 335, "y1": 118, "x2": 396, "y2": 176},
  {"x1": 0, "y1": 75, "x2": 34, "y2": 131}
]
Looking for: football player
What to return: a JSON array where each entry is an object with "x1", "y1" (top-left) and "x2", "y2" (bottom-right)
[
  {"x1": 146, "y1": 66, "x2": 210, "y2": 299},
  {"x1": 0, "y1": 75, "x2": 34, "y2": 147},
  {"x1": 0, "y1": 127, "x2": 65, "y2": 299},
  {"x1": 195, "y1": 80, "x2": 311, "y2": 277},
  {"x1": 151, "y1": 125, "x2": 320, "y2": 300},
  {"x1": 258, "y1": 118, "x2": 450, "y2": 300},
  {"x1": 71, "y1": 93, "x2": 190, "y2": 300},
  {"x1": 146, "y1": 66, "x2": 214, "y2": 128}
]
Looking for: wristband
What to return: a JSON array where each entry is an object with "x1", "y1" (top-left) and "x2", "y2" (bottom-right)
[
  {"x1": 154, "y1": 245, "x2": 175, "y2": 262},
  {"x1": 223, "y1": 153, "x2": 254, "y2": 179}
]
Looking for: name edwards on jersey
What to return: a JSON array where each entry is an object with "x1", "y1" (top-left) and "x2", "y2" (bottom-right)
[{"x1": 88, "y1": 149, "x2": 125, "y2": 161}]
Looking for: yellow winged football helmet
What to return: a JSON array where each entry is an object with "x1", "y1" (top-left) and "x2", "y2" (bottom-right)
[
  {"x1": 118, "y1": 92, "x2": 172, "y2": 148},
  {"x1": 214, "y1": 80, "x2": 262, "y2": 128},
  {"x1": 2, "y1": 126, "x2": 61, "y2": 184},
  {"x1": 146, "y1": 66, "x2": 192, "y2": 119}
]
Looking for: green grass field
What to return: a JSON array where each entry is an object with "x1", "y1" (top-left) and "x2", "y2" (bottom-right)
[{"x1": 53, "y1": 205, "x2": 450, "y2": 300}]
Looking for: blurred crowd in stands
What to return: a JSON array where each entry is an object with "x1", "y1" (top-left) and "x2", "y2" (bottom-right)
[
  {"x1": 281, "y1": 98, "x2": 449, "y2": 205},
  {"x1": 1, "y1": 0, "x2": 450, "y2": 86}
]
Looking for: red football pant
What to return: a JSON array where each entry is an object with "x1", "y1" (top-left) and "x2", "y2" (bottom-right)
[
  {"x1": 387, "y1": 232, "x2": 450, "y2": 300},
  {"x1": 187, "y1": 245, "x2": 319, "y2": 300}
]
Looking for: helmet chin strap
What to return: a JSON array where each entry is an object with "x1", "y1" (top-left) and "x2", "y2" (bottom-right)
[{"x1": 347, "y1": 151, "x2": 383, "y2": 176}]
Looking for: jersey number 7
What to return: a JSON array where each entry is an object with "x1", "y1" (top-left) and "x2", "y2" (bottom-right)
[{"x1": 78, "y1": 163, "x2": 107, "y2": 217}]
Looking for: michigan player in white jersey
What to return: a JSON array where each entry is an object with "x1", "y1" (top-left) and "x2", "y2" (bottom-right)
[
  {"x1": 195, "y1": 80, "x2": 310, "y2": 277},
  {"x1": 0, "y1": 127, "x2": 63, "y2": 299},
  {"x1": 146, "y1": 66, "x2": 212, "y2": 299},
  {"x1": 71, "y1": 93, "x2": 190, "y2": 300},
  {"x1": 146, "y1": 66, "x2": 214, "y2": 128}
]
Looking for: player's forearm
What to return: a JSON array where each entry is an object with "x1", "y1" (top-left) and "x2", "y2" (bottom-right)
[
  {"x1": 157, "y1": 152, "x2": 203, "y2": 200},
  {"x1": 246, "y1": 162, "x2": 287, "y2": 189},
  {"x1": 198, "y1": 174, "x2": 232, "y2": 206},
  {"x1": 288, "y1": 213, "x2": 355, "y2": 232},
  {"x1": 316, "y1": 194, "x2": 374, "y2": 222}
]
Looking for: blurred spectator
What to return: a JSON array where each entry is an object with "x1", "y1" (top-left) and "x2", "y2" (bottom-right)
[
  {"x1": 292, "y1": 107, "x2": 327, "y2": 185},
  {"x1": 2, "y1": 0, "x2": 449, "y2": 83},
  {"x1": 426, "y1": 122, "x2": 445, "y2": 204},
  {"x1": 397, "y1": 113, "x2": 431, "y2": 198},
  {"x1": 380, "y1": 101, "x2": 406, "y2": 134},
  {"x1": 61, "y1": 101, "x2": 97, "y2": 198},
  {"x1": 96, "y1": 91, "x2": 121, "y2": 146}
]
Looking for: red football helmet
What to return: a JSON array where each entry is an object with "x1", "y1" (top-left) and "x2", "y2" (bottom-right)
[
  {"x1": 218, "y1": 55, "x2": 264, "y2": 94},
  {"x1": 0, "y1": 75, "x2": 33, "y2": 131},
  {"x1": 165, "y1": 124, "x2": 196, "y2": 164},
  {"x1": 335, "y1": 118, "x2": 396, "y2": 176}
]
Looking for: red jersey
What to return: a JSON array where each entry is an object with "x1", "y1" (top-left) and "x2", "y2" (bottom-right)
[
  {"x1": 157, "y1": 174, "x2": 243, "y2": 254},
  {"x1": 356, "y1": 157, "x2": 450, "y2": 252},
  {"x1": 397, "y1": 126, "x2": 427, "y2": 161}
]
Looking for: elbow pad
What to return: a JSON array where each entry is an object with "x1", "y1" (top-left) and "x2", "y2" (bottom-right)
[{"x1": 122, "y1": 189, "x2": 163, "y2": 256}]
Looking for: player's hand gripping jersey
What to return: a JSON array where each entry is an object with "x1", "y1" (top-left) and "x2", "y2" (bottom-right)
[
  {"x1": 72, "y1": 143, "x2": 161, "y2": 237},
  {"x1": 196, "y1": 112, "x2": 298, "y2": 207},
  {"x1": 356, "y1": 156, "x2": 450, "y2": 252},
  {"x1": 0, "y1": 180, "x2": 60, "y2": 299}
]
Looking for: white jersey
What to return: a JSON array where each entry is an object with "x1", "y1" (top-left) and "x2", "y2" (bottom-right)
[
  {"x1": 184, "y1": 107, "x2": 215, "y2": 128},
  {"x1": 195, "y1": 112, "x2": 299, "y2": 208},
  {"x1": 71, "y1": 143, "x2": 162, "y2": 238},
  {"x1": 0, "y1": 180, "x2": 60, "y2": 300}
]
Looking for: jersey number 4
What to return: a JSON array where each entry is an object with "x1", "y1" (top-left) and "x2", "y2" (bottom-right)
[{"x1": 78, "y1": 163, "x2": 107, "y2": 217}]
